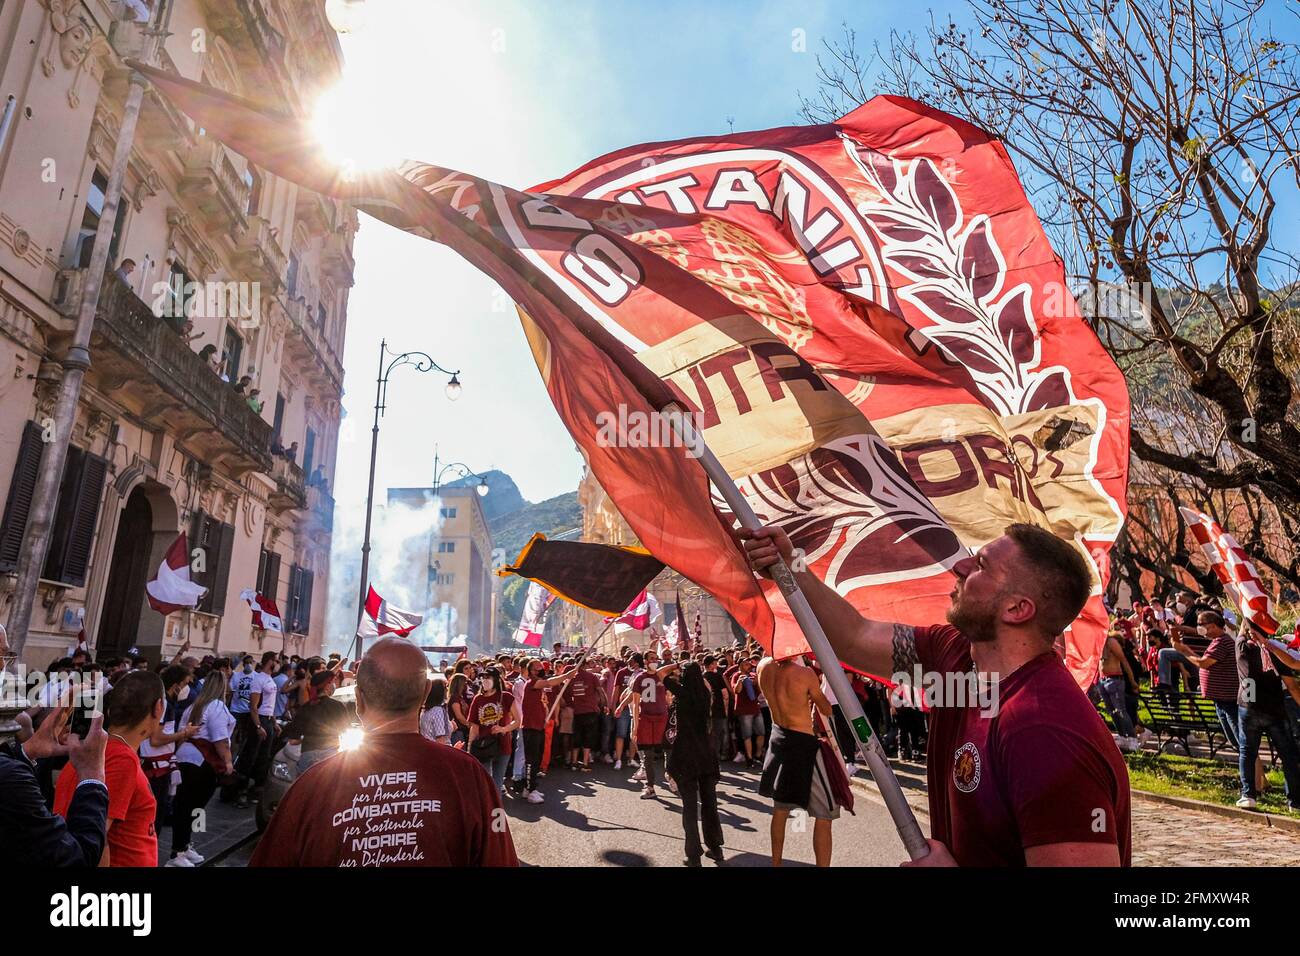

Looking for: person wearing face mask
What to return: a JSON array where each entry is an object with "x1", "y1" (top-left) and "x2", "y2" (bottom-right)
[
  {"x1": 1170, "y1": 612, "x2": 1244, "y2": 751},
  {"x1": 139, "y1": 665, "x2": 200, "y2": 835},
  {"x1": 1233, "y1": 621, "x2": 1300, "y2": 810}
]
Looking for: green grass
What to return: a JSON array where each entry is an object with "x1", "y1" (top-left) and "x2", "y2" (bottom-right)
[{"x1": 1124, "y1": 751, "x2": 1299, "y2": 817}]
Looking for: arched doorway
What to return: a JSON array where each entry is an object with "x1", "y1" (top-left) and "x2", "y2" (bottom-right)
[{"x1": 97, "y1": 488, "x2": 153, "y2": 657}]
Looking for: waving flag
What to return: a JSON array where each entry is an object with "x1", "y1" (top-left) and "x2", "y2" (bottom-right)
[
  {"x1": 135, "y1": 65, "x2": 1127, "y2": 687},
  {"x1": 514, "y1": 581, "x2": 557, "y2": 647},
  {"x1": 239, "y1": 589, "x2": 283, "y2": 633},
  {"x1": 358, "y1": 585, "x2": 424, "y2": 638},
  {"x1": 608, "y1": 591, "x2": 661, "y2": 633},
  {"x1": 146, "y1": 533, "x2": 207, "y2": 615},
  {"x1": 497, "y1": 534, "x2": 664, "y2": 615}
]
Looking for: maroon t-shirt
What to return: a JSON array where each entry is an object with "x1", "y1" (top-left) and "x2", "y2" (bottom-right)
[
  {"x1": 916, "y1": 624, "x2": 1131, "y2": 867},
  {"x1": 632, "y1": 671, "x2": 668, "y2": 716},
  {"x1": 467, "y1": 691, "x2": 516, "y2": 755},
  {"x1": 250, "y1": 732, "x2": 518, "y2": 867},
  {"x1": 521, "y1": 680, "x2": 550, "y2": 731},
  {"x1": 613, "y1": 667, "x2": 636, "y2": 710},
  {"x1": 1199, "y1": 634, "x2": 1239, "y2": 702},
  {"x1": 731, "y1": 671, "x2": 760, "y2": 716},
  {"x1": 565, "y1": 671, "x2": 603, "y2": 715}
]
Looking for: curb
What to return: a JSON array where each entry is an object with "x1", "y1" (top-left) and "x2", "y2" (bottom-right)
[
  {"x1": 849, "y1": 771, "x2": 930, "y2": 818},
  {"x1": 1129, "y1": 788, "x2": 1300, "y2": 833}
]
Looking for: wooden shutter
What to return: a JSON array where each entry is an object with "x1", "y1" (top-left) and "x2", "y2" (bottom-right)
[
  {"x1": 210, "y1": 521, "x2": 235, "y2": 616},
  {"x1": 286, "y1": 564, "x2": 303, "y2": 632},
  {"x1": 0, "y1": 421, "x2": 44, "y2": 572},
  {"x1": 298, "y1": 569, "x2": 314, "y2": 633},
  {"x1": 258, "y1": 549, "x2": 281, "y2": 604},
  {"x1": 191, "y1": 511, "x2": 213, "y2": 611},
  {"x1": 48, "y1": 449, "x2": 108, "y2": 586}
]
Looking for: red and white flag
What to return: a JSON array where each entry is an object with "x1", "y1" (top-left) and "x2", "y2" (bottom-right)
[
  {"x1": 608, "y1": 591, "x2": 661, "y2": 633},
  {"x1": 239, "y1": 588, "x2": 283, "y2": 633},
  {"x1": 146, "y1": 533, "x2": 207, "y2": 615},
  {"x1": 1179, "y1": 507, "x2": 1291, "y2": 642},
  {"x1": 358, "y1": 585, "x2": 424, "y2": 638},
  {"x1": 514, "y1": 581, "x2": 557, "y2": 647}
]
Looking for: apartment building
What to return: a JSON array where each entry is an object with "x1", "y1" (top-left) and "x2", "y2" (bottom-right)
[{"x1": 0, "y1": 0, "x2": 352, "y2": 665}]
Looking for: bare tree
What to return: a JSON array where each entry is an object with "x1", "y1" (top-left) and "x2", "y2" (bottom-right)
[{"x1": 802, "y1": 0, "x2": 1300, "y2": 555}]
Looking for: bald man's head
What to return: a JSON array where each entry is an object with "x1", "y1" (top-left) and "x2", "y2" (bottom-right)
[{"x1": 356, "y1": 638, "x2": 429, "y2": 716}]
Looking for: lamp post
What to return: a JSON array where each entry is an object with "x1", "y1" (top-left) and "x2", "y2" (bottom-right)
[
  {"x1": 355, "y1": 340, "x2": 461, "y2": 650},
  {"x1": 431, "y1": 452, "x2": 489, "y2": 498}
]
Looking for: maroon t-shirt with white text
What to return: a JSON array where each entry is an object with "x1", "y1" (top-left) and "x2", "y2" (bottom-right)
[
  {"x1": 249, "y1": 733, "x2": 517, "y2": 867},
  {"x1": 915, "y1": 624, "x2": 1131, "y2": 866},
  {"x1": 565, "y1": 670, "x2": 603, "y2": 715}
]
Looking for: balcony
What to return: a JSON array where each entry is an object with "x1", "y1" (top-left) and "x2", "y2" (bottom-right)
[
  {"x1": 269, "y1": 456, "x2": 306, "y2": 510},
  {"x1": 232, "y1": 216, "x2": 287, "y2": 292},
  {"x1": 320, "y1": 232, "x2": 356, "y2": 287},
  {"x1": 307, "y1": 485, "x2": 335, "y2": 535},
  {"x1": 283, "y1": 295, "x2": 343, "y2": 395},
  {"x1": 294, "y1": 187, "x2": 335, "y2": 236},
  {"x1": 199, "y1": 0, "x2": 293, "y2": 105},
  {"x1": 69, "y1": 271, "x2": 273, "y2": 474},
  {"x1": 177, "y1": 137, "x2": 250, "y2": 235}
]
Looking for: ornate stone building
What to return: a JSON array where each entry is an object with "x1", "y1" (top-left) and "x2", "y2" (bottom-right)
[
  {"x1": 0, "y1": 1, "x2": 351, "y2": 665},
  {"x1": 558, "y1": 465, "x2": 745, "y2": 654}
]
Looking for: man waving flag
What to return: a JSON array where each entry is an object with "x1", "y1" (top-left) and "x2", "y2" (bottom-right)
[{"x1": 358, "y1": 585, "x2": 424, "y2": 639}]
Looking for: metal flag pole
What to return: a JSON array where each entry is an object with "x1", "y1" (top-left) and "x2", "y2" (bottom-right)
[{"x1": 670, "y1": 405, "x2": 930, "y2": 861}]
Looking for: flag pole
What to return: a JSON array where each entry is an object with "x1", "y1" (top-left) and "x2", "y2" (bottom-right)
[{"x1": 671, "y1": 407, "x2": 930, "y2": 861}]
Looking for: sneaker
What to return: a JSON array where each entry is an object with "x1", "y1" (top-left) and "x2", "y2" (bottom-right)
[
  {"x1": 1136, "y1": 729, "x2": 1154, "y2": 748},
  {"x1": 844, "y1": 762, "x2": 858, "y2": 775},
  {"x1": 666, "y1": 778, "x2": 678, "y2": 795},
  {"x1": 705, "y1": 846, "x2": 725, "y2": 862},
  {"x1": 1236, "y1": 796, "x2": 1258, "y2": 810},
  {"x1": 527, "y1": 790, "x2": 545, "y2": 804},
  {"x1": 632, "y1": 767, "x2": 647, "y2": 783},
  {"x1": 640, "y1": 786, "x2": 657, "y2": 798},
  {"x1": 614, "y1": 759, "x2": 622, "y2": 770},
  {"x1": 164, "y1": 856, "x2": 194, "y2": 867},
  {"x1": 181, "y1": 848, "x2": 205, "y2": 865},
  {"x1": 733, "y1": 754, "x2": 746, "y2": 764},
  {"x1": 602, "y1": 754, "x2": 614, "y2": 764}
]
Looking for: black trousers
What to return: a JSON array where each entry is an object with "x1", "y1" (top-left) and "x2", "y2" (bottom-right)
[
  {"x1": 642, "y1": 745, "x2": 664, "y2": 786},
  {"x1": 172, "y1": 762, "x2": 217, "y2": 855},
  {"x1": 678, "y1": 772, "x2": 723, "y2": 860},
  {"x1": 831, "y1": 705, "x2": 856, "y2": 763},
  {"x1": 523, "y1": 728, "x2": 545, "y2": 792},
  {"x1": 235, "y1": 714, "x2": 276, "y2": 787}
]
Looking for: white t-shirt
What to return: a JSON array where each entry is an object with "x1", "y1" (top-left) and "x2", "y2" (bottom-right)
[
  {"x1": 176, "y1": 699, "x2": 236, "y2": 766},
  {"x1": 254, "y1": 671, "x2": 278, "y2": 716},
  {"x1": 230, "y1": 669, "x2": 257, "y2": 713}
]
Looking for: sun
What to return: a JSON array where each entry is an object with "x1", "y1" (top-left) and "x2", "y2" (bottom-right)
[{"x1": 309, "y1": 80, "x2": 407, "y2": 175}]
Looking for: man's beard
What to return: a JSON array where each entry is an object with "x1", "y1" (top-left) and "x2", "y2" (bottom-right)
[{"x1": 947, "y1": 593, "x2": 998, "y2": 643}]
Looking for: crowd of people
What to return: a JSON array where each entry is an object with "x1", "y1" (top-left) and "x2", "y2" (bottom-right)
[{"x1": 1094, "y1": 590, "x2": 1300, "y2": 810}]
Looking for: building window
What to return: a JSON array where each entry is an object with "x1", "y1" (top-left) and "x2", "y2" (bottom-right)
[
  {"x1": 286, "y1": 564, "x2": 314, "y2": 633},
  {"x1": 303, "y1": 427, "x2": 316, "y2": 477},
  {"x1": 316, "y1": 303, "x2": 326, "y2": 328},
  {"x1": 0, "y1": 421, "x2": 108, "y2": 586},
  {"x1": 222, "y1": 325, "x2": 243, "y2": 380},
  {"x1": 256, "y1": 548, "x2": 281, "y2": 603},
  {"x1": 190, "y1": 511, "x2": 235, "y2": 615},
  {"x1": 287, "y1": 252, "x2": 300, "y2": 298},
  {"x1": 440, "y1": 507, "x2": 457, "y2": 519},
  {"x1": 437, "y1": 541, "x2": 455, "y2": 553},
  {"x1": 75, "y1": 169, "x2": 127, "y2": 270},
  {"x1": 436, "y1": 573, "x2": 454, "y2": 586},
  {"x1": 164, "y1": 261, "x2": 195, "y2": 324},
  {"x1": 245, "y1": 166, "x2": 262, "y2": 216}
]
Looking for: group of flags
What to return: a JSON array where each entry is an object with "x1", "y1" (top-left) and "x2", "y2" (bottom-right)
[{"x1": 121, "y1": 62, "x2": 1288, "y2": 692}]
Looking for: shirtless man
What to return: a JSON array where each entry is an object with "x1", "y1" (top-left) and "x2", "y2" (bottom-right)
[
  {"x1": 756, "y1": 656, "x2": 838, "y2": 867},
  {"x1": 1098, "y1": 631, "x2": 1139, "y2": 749}
]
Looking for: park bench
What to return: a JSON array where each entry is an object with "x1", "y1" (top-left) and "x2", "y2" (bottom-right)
[{"x1": 1138, "y1": 690, "x2": 1234, "y2": 759}]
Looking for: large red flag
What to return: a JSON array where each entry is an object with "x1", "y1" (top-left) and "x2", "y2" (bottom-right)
[
  {"x1": 135, "y1": 64, "x2": 1127, "y2": 686},
  {"x1": 145, "y1": 533, "x2": 206, "y2": 615}
]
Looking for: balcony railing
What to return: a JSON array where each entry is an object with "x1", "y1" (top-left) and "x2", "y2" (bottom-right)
[
  {"x1": 320, "y1": 232, "x2": 355, "y2": 286},
  {"x1": 232, "y1": 215, "x2": 287, "y2": 291},
  {"x1": 178, "y1": 137, "x2": 250, "y2": 234},
  {"x1": 85, "y1": 272, "x2": 273, "y2": 472},
  {"x1": 294, "y1": 187, "x2": 335, "y2": 236},
  {"x1": 308, "y1": 485, "x2": 335, "y2": 534},
  {"x1": 269, "y1": 456, "x2": 306, "y2": 510}
]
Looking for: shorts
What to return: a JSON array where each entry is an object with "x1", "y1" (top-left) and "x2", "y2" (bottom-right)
[
  {"x1": 738, "y1": 713, "x2": 765, "y2": 740},
  {"x1": 573, "y1": 712, "x2": 601, "y2": 750},
  {"x1": 614, "y1": 712, "x2": 632, "y2": 741},
  {"x1": 637, "y1": 713, "x2": 668, "y2": 747},
  {"x1": 772, "y1": 747, "x2": 841, "y2": 821}
]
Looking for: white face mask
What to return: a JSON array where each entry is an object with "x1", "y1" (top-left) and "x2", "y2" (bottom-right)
[
  {"x1": 1175, "y1": 602, "x2": 1188, "y2": 614},
  {"x1": 1196, "y1": 625, "x2": 1208, "y2": 637}
]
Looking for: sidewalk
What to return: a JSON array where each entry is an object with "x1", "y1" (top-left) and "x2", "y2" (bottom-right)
[{"x1": 155, "y1": 793, "x2": 259, "y2": 867}]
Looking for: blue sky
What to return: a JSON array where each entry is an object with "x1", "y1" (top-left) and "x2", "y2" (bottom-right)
[{"x1": 328, "y1": 0, "x2": 972, "y2": 513}]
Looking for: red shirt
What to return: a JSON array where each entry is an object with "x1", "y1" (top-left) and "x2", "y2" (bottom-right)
[
  {"x1": 467, "y1": 691, "x2": 515, "y2": 754},
  {"x1": 565, "y1": 670, "x2": 603, "y2": 715},
  {"x1": 632, "y1": 671, "x2": 667, "y2": 716},
  {"x1": 1144, "y1": 646, "x2": 1162, "y2": 679},
  {"x1": 521, "y1": 680, "x2": 550, "y2": 731},
  {"x1": 250, "y1": 733, "x2": 517, "y2": 867},
  {"x1": 916, "y1": 624, "x2": 1131, "y2": 867},
  {"x1": 613, "y1": 667, "x2": 636, "y2": 709},
  {"x1": 54, "y1": 736, "x2": 157, "y2": 867},
  {"x1": 1199, "y1": 634, "x2": 1240, "y2": 702},
  {"x1": 731, "y1": 671, "x2": 760, "y2": 715}
]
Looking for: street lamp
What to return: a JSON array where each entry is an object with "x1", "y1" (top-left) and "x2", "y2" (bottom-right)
[
  {"x1": 355, "y1": 340, "x2": 461, "y2": 651},
  {"x1": 324, "y1": 0, "x2": 368, "y2": 33},
  {"x1": 431, "y1": 452, "x2": 489, "y2": 499}
]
